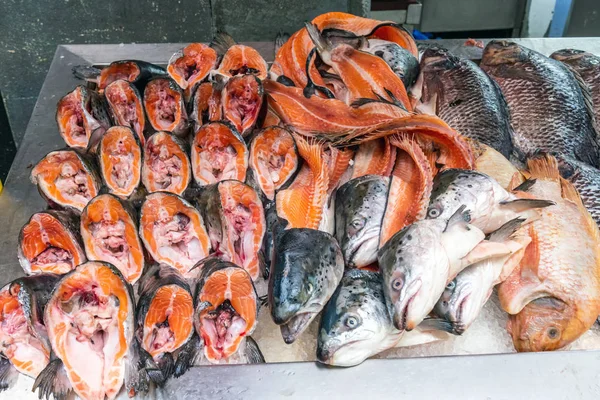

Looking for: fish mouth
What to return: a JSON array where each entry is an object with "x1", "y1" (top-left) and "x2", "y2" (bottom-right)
[
  {"x1": 346, "y1": 229, "x2": 380, "y2": 268},
  {"x1": 280, "y1": 312, "x2": 316, "y2": 344},
  {"x1": 481, "y1": 40, "x2": 523, "y2": 66},
  {"x1": 317, "y1": 338, "x2": 367, "y2": 367},
  {"x1": 393, "y1": 279, "x2": 421, "y2": 331},
  {"x1": 451, "y1": 294, "x2": 470, "y2": 335}
]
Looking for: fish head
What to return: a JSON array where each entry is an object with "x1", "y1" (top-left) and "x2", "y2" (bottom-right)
[
  {"x1": 335, "y1": 176, "x2": 388, "y2": 268},
  {"x1": 420, "y1": 46, "x2": 456, "y2": 71},
  {"x1": 317, "y1": 270, "x2": 394, "y2": 367},
  {"x1": 269, "y1": 228, "x2": 344, "y2": 344},
  {"x1": 378, "y1": 220, "x2": 449, "y2": 331},
  {"x1": 507, "y1": 297, "x2": 581, "y2": 352},
  {"x1": 550, "y1": 49, "x2": 591, "y2": 68},
  {"x1": 481, "y1": 40, "x2": 527, "y2": 67}
]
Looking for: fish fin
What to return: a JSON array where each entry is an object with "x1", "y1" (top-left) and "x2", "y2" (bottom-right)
[
  {"x1": 418, "y1": 318, "x2": 455, "y2": 334},
  {"x1": 258, "y1": 250, "x2": 270, "y2": 280},
  {"x1": 511, "y1": 178, "x2": 536, "y2": 193},
  {"x1": 125, "y1": 339, "x2": 150, "y2": 396},
  {"x1": 0, "y1": 357, "x2": 18, "y2": 392},
  {"x1": 71, "y1": 65, "x2": 101, "y2": 82},
  {"x1": 244, "y1": 337, "x2": 266, "y2": 364},
  {"x1": 304, "y1": 22, "x2": 330, "y2": 57},
  {"x1": 444, "y1": 205, "x2": 471, "y2": 232},
  {"x1": 210, "y1": 31, "x2": 236, "y2": 54},
  {"x1": 33, "y1": 359, "x2": 72, "y2": 400},
  {"x1": 275, "y1": 31, "x2": 290, "y2": 54},
  {"x1": 174, "y1": 334, "x2": 204, "y2": 377},
  {"x1": 499, "y1": 280, "x2": 549, "y2": 315},
  {"x1": 498, "y1": 198, "x2": 555, "y2": 213},
  {"x1": 258, "y1": 294, "x2": 269, "y2": 308},
  {"x1": 507, "y1": 172, "x2": 526, "y2": 192},
  {"x1": 526, "y1": 153, "x2": 561, "y2": 181},
  {"x1": 486, "y1": 217, "x2": 526, "y2": 242},
  {"x1": 303, "y1": 48, "x2": 335, "y2": 99},
  {"x1": 154, "y1": 352, "x2": 175, "y2": 385},
  {"x1": 441, "y1": 206, "x2": 486, "y2": 266},
  {"x1": 276, "y1": 75, "x2": 296, "y2": 87},
  {"x1": 559, "y1": 177, "x2": 600, "y2": 243}
]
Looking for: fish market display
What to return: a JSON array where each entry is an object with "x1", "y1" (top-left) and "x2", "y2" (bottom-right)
[
  {"x1": 144, "y1": 77, "x2": 189, "y2": 137},
  {"x1": 142, "y1": 131, "x2": 191, "y2": 195},
  {"x1": 104, "y1": 80, "x2": 146, "y2": 145}
]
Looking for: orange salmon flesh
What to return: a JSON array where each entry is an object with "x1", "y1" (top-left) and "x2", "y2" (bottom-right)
[
  {"x1": 104, "y1": 81, "x2": 146, "y2": 145},
  {"x1": 98, "y1": 62, "x2": 140, "y2": 91},
  {"x1": 142, "y1": 132, "x2": 191, "y2": 195},
  {"x1": 56, "y1": 87, "x2": 87, "y2": 148},
  {"x1": 222, "y1": 75, "x2": 263, "y2": 136},
  {"x1": 214, "y1": 45, "x2": 268, "y2": 80},
  {"x1": 168, "y1": 43, "x2": 218, "y2": 99},
  {"x1": 99, "y1": 126, "x2": 142, "y2": 199},
  {"x1": 144, "y1": 79, "x2": 184, "y2": 132}
]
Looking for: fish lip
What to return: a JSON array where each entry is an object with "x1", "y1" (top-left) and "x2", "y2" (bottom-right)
[
  {"x1": 393, "y1": 279, "x2": 421, "y2": 331},
  {"x1": 280, "y1": 312, "x2": 315, "y2": 344},
  {"x1": 317, "y1": 338, "x2": 364, "y2": 365},
  {"x1": 346, "y1": 229, "x2": 380, "y2": 267},
  {"x1": 452, "y1": 294, "x2": 470, "y2": 335}
]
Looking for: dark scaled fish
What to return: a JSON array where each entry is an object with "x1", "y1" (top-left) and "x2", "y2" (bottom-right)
[
  {"x1": 269, "y1": 228, "x2": 344, "y2": 344},
  {"x1": 104, "y1": 80, "x2": 146, "y2": 146},
  {"x1": 135, "y1": 264, "x2": 196, "y2": 385},
  {"x1": 18, "y1": 210, "x2": 86, "y2": 275},
  {"x1": 168, "y1": 43, "x2": 218, "y2": 101},
  {"x1": 222, "y1": 74, "x2": 264, "y2": 137},
  {"x1": 73, "y1": 60, "x2": 167, "y2": 92},
  {"x1": 362, "y1": 39, "x2": 419, "y2": 88},
  {"x1": 56, "y1": 85, "x2": 112, "y2": 151},
  {"x1": 0, "y1": 274, "x2": 60, "y2": 390},
  {"x1": 144, "y1": 77, "x2": 190, "y2": 137},
  {"x1": 142, "y1": 131, "x2": 192, "y2": 196},
  {"x1": 417, "y1": 46, "x2": 514, "y2": 159},
  {"x1": 31, "y1": 149, "x2": 102, "y2": 212},
  {"x1": 335, "y1": 175, "x2": 389, "y2": 268},
  {"x1": 557, "y1": 155, "x2": 600, "y2": 227},
  {"x1": 480, "y1": 40, "x2": 600, "y2": 167}
]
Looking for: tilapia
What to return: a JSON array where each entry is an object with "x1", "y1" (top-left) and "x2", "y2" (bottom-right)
[
  {"x1": 80, "y1": 194, "x2": 145, "y2": 284},
  {"x1": 222, "y1": 74, "x2": 264, "y2": 137},
  {"x1": 74, "y1": 60, "x2": 167, "y2": 92},
  {"x1": 34, "y1": 261, "x2": 136, "y2": 400},
  {"x1": 335, "y1": 175, "x2": 389, "y2": 268},
  {"x1": 557, "y1": 155, "x2": 600, "y2": 227},
  {"x1": 144, "y1": 77, "x2": 189, "y2": 137},
  {"x1": 194, "y1": 258, "x2": 261, "y2": 363},
  {"x1": 269, "y1": 228, "x2": 344, "y2": 343},
  {"x1": 139, "y1": 192, "x2": 210, "y2": 278},
  {"x1": 97, "y1": 126, "x2": 143, "y2": 200},
  {"x1": 362, "y1": 39, "x2": 419, "y2": 88},
  {"x1": 135, "y1": 264, "x2": 195, "y2": 384},
  {"x1": 195, "y1": 180, "x2": 265, "y2": 280},
  {"x1": 0, "y1": 274, "x2": 60, "y2": 388},
  {"x1": 168, "y1": 43, "x2": 218, "y2": 100},
  {"x1": 480, "y1": 40, "x2": 600, "y2": 167},
  {"x1": 191, "y1": 121, "x2": 248, "y2": 186},
  {"x1": 18, "y1": 210, "x2": 86, "y2": 275},
  {"x1": 417, "y1": 46, "x2": 514, "y2": 159},
  {"x1": 104, "y1": 80, "x2": 146, "y2": 145},
  {"x1": 351, "y1": 138, "x2": 396, "y2": 178},
  {"x1": 189, "y1": 82, "x2": 222, "y2": 131},
  {"x1": 56, "y1": 86, "x2": 112, "y2": 151},
  {"x1": 210, "y1": 33, "x2": 268, "y2": 81},
  {"x1": 31, "y1": 149, "x2": 101, "y2": 212},
  {"x1": 142, "y1": 131, "x2": 191, "y2": 196},
  {"x1": 249, "y1": 126, "x2": 298, "y2": 201},
  {"x1": 499, "y1": 155, "x2": 600, "y2": 351}
]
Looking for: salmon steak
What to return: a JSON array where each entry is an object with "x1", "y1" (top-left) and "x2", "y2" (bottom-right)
[
  {"x1": 211, "y1": 33, "x2": 268, "y2": 81},
  {"x1": 31, "y1": 149, "x2": 101, "y2": 212},
  {"x1": 80, "y1": 194, "x2": 145, "y2": 284},
  {"x1": 18, "y1": 211, "x2": 86, "y2": 275},
  {"x1": 196, "y1": 180, "x2": 266, "y2": 280},
  {"x1": 194, "y1": 258, "x2": 258, "y2": 362},
  {"x1": 140, "y1": 192, "x2": 211, "y2": 277},
  {"x1": 249, "y1": 126, "x2": 298, "y2": 201},
  {"x1": 94, "y1": 60, "x2": 167, "y2": 92},
  {"x1": 142, "y1": 131, "x2": 191, "y2": 196},
  {"x1": 190, "y1": 82, "x2": 222, "y2": 131},
  {"x1": 144, "y1": 78, "x2": 189, "y2": 137},
  {"x1": 98, "y1": 126, "x2": 143, "y2": 199},
  {"x1": 191, "y1": 121, "x2": 248, "y2": 186},
  {"x1": 222, "y1": 74, "x2": 264, "y2": 137},
  {"x1": 34, "y1": 261, "x2": 135, "y2": 400},
  {"x1": 168, "y1": 43, "x2": 218, "y2": 100},
  {"x1": 104, "y1": 80, "x2": 146, "y2": 145},
  {"x1": 56, "y1": 86, "x2": 111, "y2": 151}
]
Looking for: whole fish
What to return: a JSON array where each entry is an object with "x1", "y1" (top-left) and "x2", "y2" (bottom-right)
[
  {"x1": 557, "y1": 155, "x2": 600, "y2": 227},
  {"x1": 56, "y1": 85, "x2": 111, "y2": 151},
  {"x1": 144, "y1": 77, "x2": 190, "y2": 137},
  {"x1": 168, "y1": 43, "x2": 218, "y2": 100},
  {"x1": 417, "y1": 46, "x2": 514, "y2": 159},
  {"x1": 0, "y1": 274, "x2": 60, "y2": 389},
  {"x1": 193, "y1": 258, "x2": 261, "y2": 363},
  {"x1": 97, "y1": 126, "x2": 143, "y2": 200},
  {"x1": 335, "y1": 175, "x2": 389, "y2": 268},
  {"x1": 362, "y1": 39, "x2": 419, "y2": 88},
  {"x1": 499, "y1": 155, "x2": 600, "y2": 351},
  {"x1": 139, "y1": 192, "x2": 210, "y2": 278},
  {"x1": 195, "y1": 180, "x2": 265, "y2": 280},
  {"x1": 269, "y1": 228, "x2": 344, "y2": 344},
  {"x1": 551, "y1": 49, "x2": 600, "y2": 124},
  {"x1": 80, "y1": 194, "x2": 145, "y2": 284},
  {"x1": 222, "y1": 74, "x2": 264, "y2": 137},
  {"x1": 135, "y1": 264, "x2": 195, "y2": 385},
  {"x1": 480, "y1": 40, "x2": 600, "y2": 167},
  {"x1": 191, "y1": 121, "x2": 248, "y2": 186},
  {"x1": 73, "y1": 60, "x2": 167, "y2": 92},
  {"x1": 31, "y1": 149, "x2": 101, "y2": 212},
  {"x1": 210, "y1": 32, "x2": 268, "y2": 81},
  {"x1": 18, "y1": 210, "x2": 86, "y2": 275},
  {"x1": 142, "y1": 131, "x2": 192, "y2": 196},
  {"x1": 33, "y1": 261, "x2": 138, "y2": 400},
  {"x1": 104, "y1": 80, "x2": 146, "y2": 145}
]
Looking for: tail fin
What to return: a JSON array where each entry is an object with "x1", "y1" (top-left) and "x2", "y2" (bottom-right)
[
  {"x1": 210, "y1": 31, "x2": 237, "y2": 55},
  {"x1": 304, "y1": 22, "x2": 330, "y2": 56},
  {"x1": 72, "y1": 65, "x2": 101, "y2": 82}
]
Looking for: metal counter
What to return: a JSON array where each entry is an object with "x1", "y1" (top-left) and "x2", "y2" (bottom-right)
[{"x1": 3, "y1": 38, "x2": 600, "y2": 399}]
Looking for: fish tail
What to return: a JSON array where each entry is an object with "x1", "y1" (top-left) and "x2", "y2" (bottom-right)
[
  {"x1": 210, "y1": 31, "x2": 237, "y2": 54},
  {"x1": 33, "y1": 358, "x2": 73, "y2": 400},
  {"x1": 304, "y1": 22, "x2": 329, "y2": 56},
  {"x1": 526, "y1": 153, "x2": 561, "y2": 181},
  {"x1": 174, "y1": 334, "x2": 205, "y2": 377},
  {"x1": 125, "y1": 338, "x2": 150, "y2": 396},
  {"x1": 244, "y1": 336, "x2": 266, "y2": 364}
]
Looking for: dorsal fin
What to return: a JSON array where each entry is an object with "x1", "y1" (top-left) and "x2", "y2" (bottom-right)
[{"x1": 525, "y1": 154, "x2": 560, "y2": 182}]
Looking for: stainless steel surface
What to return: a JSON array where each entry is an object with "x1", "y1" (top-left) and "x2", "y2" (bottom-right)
[
  {"x1": 4, "y1": 38, "x2": 600, "y2": 399},
  {"x1": 419, "y1": 0, "x2": 522, "y2": 32},
  {"x1": 406, "y1": 2, "x2": 423, "y2": 25}
]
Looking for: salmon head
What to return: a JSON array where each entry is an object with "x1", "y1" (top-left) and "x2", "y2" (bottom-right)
[
  {"x1": 0, "y1": 275, "x2": 59, "y2": 379},
  {"x1": 41, "y1": 261, "x2": 134, "y2": 400},
  {"x1": 335, "y1": 175, "x2": 389, "y2": 268},
  {"x1": 507, "y1": 297, "x2": 584, "y2": 352},
  {"x1": 168, "y1": 43, "x2": 218, "y2": 100},
  {"x1": 98, "y1": 126, "x2": 143, "y2": 199},
  {"x1": 104, "y1": 80, "x2": 146, "y2": 145},
  {"x1": 222, "y1": 74, "x2": 264, "y2": 137},
  {"x1": 18, "y1": 211, "x2": 86, "y2": 275},
  {"x1": 249, "y1": 126, "x2": 299, "y2": 201},
  {"x1": 269, "y1": 228, "x2": 344, "y2": 344},
  {"x1": 80, "y1": 194, "x2": 145, "y2": 284},
  {"x1": 140, "y1": 192, "x2": 210, "y2": 278},
  {"x1": 194, "y1": 258, "x2": 258, "y2": 362},
  {"x1": 191, "y1": 122, "x2": 248, "y2": 186},
  {"x1": 31, "y1": 149, "x2": 101, "y2": 212},
  {"x1": 144, "y1": 77, "x2": 189, "y2": 137},
  {"x1": 317, "y1": 269, "x2": 399, "y2": 367},
  {"x1": 142, "y1": 131, "x2": 191, "y2": 196}
]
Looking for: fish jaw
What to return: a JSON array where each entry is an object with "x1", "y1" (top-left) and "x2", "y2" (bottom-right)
[
  {"x1": 280, "y1": 311, "x2": 318, "y2": 344},
  {"x1": 317, "y1": 328, "x2": 400, "y2": 367},
  {"x1": 481, "y1": 40, "x2": 525, "y2": 67},
  {"x1": 345, "y1": 228, "x2": 381, "y2": 268}
]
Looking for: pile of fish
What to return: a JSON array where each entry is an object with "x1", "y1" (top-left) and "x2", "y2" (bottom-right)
[{"x1": 3, "y1": 10, "x2": 600, "y2": 399}]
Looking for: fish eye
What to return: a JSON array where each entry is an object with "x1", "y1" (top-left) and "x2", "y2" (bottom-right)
[
  {"x1": 392, "y1": 277, "x2": 404, "y2": 291},
  {"x1": 427, "y1": 205, "x2": 442, "y2": 219},
  {"x1": 345, "y1": 315, "x2": 359, "y2": 329},
  {"x1": 547, "y1": 327, "x2": 560, "y2": 339},
  {"x1": 349, "y1": 217, "x2": 366, "y2": 235},
  {"x1": 446, "y1": 281, "x2": 456, "y2": 291}
]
